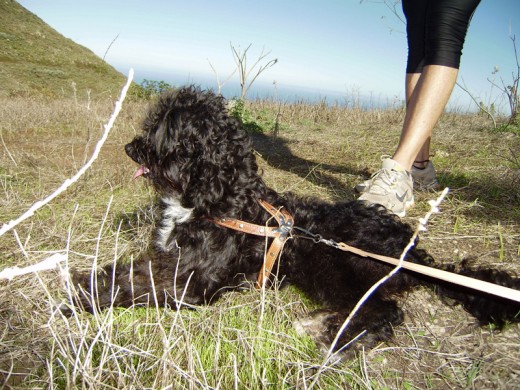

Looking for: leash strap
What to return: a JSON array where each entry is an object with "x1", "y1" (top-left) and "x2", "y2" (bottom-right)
[
  {"x1": 293, "y1": 226, "x2": 520, "y2": 303},
  {"x1": 338, "y1": 241, "x2": 520, "y2": 302},
  {"x1": 212, "y1": 199, "x2": 294, "y2": 288}
]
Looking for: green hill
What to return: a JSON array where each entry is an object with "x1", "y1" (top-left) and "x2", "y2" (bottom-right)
[{"x1": 0, "y1": 0, "x2": 127, "y2": 98}]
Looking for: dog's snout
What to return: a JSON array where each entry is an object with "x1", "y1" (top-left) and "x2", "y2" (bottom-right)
[
  {"x1": 125, "y1": 140, "x2": 142, "y2": 163},
  {"x1": 125, "y1": 143, "x2": 134, "y2": 158}
]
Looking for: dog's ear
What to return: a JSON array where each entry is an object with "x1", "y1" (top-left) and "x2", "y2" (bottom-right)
[
  {"x1": 179, "y1": 129, "x2": 266, "y2": 217},
  {"x1": 154, "y1": 109, "x2": 182, "y2": 157}
]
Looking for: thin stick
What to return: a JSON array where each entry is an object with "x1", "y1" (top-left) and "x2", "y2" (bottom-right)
[
  {"x1": 0, "y1": 126, "x2": 17, "y2": 166},
  {"x1": 0, "y1": 69, "x2": 134, "y2": 238},
  {"x1": 308, "y1": 189, "x2": 449, "y2": 389},
  {"x1": 327, "y1": 189, "x2": 449, "y2": 356},
  {"x1": 0, "y1": 252, "x2": 68, "y2": 280}
]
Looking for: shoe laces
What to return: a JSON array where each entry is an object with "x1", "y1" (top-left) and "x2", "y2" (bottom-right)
[{"x1": 368, "y1": 168, "x2": 400, "y2": 193}]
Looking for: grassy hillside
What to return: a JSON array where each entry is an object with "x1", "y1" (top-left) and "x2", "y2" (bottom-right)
[{"x1": 0, "y1": 0, "x2": 126, "y2": 98}]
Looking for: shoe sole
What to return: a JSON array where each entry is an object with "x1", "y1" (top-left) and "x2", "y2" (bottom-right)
[
  {"x1": 414, "y1": 182, "x2": 440, "y2": 191},
  {"x1": 395, "y1": 198, "x2": 414, "y2": 218},
  {"x1": 359, "y1": 196, "x2": 414, "y2": 218}
]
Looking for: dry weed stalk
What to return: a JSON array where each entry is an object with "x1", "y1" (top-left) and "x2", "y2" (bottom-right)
[
  {"x1": 231, "y1": 43, "x2": 278, "y2": 100},
  {"x1": 0, "y1": 69, "x2": 134, "y2": 279},
  {"x1": 308, "y1": 188, "x2": 450, "y2": 388}
]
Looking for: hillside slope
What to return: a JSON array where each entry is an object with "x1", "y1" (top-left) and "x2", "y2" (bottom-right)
[{"x1": 0, "y1": 0, "x2": 127, "y2": 98}]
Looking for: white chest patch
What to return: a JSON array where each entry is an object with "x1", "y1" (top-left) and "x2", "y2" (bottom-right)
[{"x1": 156, "y1": 196, "x2": 193, "y2": 251}]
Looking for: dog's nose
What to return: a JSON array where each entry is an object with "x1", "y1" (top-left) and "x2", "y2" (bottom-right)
[{"x1": 125, "y1": 142, "x2": 139, "y2": 162}]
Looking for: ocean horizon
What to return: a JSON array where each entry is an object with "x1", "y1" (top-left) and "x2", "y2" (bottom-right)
[{"x1": 122, "y1": 66, "x2": 404, "y2": 110}]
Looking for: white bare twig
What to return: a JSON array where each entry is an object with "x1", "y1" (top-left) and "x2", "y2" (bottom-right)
[
  {"x1": 0, "y1": 252, "x2": 68, "y2": 280},
  {"x1": 0, "y1": 69, "x2": 134, "y2": 283},
  {"x1": 328, "y1": 189, "x2": 449, "y2": 355},
  {"x1": 308, "y1": 188, "x2": 450, "y2": 388},
  {"x1": 0, "y1": 69, "x2": 134, "y2": 239},
  {"x1": 207, "y1": 58, "x2": 236, "y2": 95},
  {"x1": 230, "y1": 43, "x2": 278, "y2": 100},
  {"x1": 0, "y1": 126, "x2": 17, "y2": 166}
]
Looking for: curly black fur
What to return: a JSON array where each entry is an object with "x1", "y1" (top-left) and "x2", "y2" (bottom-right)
[{"x1": 73, "y1": 86, "x2": 520, "y2": 355}]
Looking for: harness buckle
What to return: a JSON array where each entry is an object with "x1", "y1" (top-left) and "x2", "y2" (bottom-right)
[{"x1": 273, "y1": 215, "x2": 293, "y2": 240}]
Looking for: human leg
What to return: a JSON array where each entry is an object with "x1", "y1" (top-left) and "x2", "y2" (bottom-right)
[
  {"x1": 394, "y1": 0, "x2": 480, "y2": 171},
  {"x1": 392, "y1": 65, "x2": 458, "y2": 171},
  {"x1": 405, "y1": 71, "x2": 439, "y2": 190},
  {"x1": 405, "y1": 72, "x2": 428, "y2": 168},
  {"x1": 359, "y1": 0, "x2": 480, "y2": 216},
  {"x1": 359, "y1": 66, "x2": 457, "y2": 211}
]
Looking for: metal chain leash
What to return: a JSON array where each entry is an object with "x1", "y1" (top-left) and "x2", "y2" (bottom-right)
[{"x1": 292, "y1": 226, "x2": 344, "y2": 250}]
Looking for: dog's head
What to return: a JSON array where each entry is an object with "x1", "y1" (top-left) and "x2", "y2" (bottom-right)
[{"x1": 125, "y1": 85, "x2": 266, "y2": 217}]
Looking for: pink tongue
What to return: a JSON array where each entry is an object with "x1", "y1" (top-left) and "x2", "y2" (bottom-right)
[{"x1": 132, "y1": 166, "x2": 149, "y2": 180}]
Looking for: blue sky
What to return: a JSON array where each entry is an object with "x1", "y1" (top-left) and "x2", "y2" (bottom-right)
[{"x1": 18, "y1": 0, "x2": 520, "y2": 110}]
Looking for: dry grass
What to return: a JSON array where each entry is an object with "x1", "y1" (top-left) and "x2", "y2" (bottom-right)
[{"x1": 0, "y1": 94, "x2": 519, "y2": 388}]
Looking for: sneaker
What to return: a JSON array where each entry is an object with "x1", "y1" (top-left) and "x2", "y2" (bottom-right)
[
  {"x1": 355, "y1": 178, "x2": 371, "y2": 193},
  {"x1": 358, "y1": 158, "x2": 414, "y2": 217},
  {"x1": 356, "y1": 159, "x2": 439, "y2": 193},
  {"x1": 411, "y1": 161, "x2": 439, "y2": 190},
  {"x1": 355, "y1": 155, "x2": 390, "y2": 193}
]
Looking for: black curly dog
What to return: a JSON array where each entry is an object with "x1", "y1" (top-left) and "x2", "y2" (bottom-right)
[{"x1": 74, "y1": 86, "x2": 520, "y2": 355}]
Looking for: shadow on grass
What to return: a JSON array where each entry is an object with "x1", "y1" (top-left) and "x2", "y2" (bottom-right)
[
  {"x1": 438, "y1": 171, "x2": 520, "y2": 222},
  {"x1": 250, "y1": 129, "x2": 519, "y2": 223},
  {"x1": 249, "y1": 131, "x2": 369, "y2": 201},
  {"x1": 112, "y1": 205, "x2": 155, "y2": 243}
]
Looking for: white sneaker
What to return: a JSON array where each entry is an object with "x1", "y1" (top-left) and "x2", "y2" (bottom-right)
[
  {"x1": 411, "y1": 161, "x2": 439, "y2": 190},
  {"x1": 355, "y1": 178, "x2": 372, "y2": 193},
  {"x1": 355, "y1": 155, "x2": 390, "y2": 193},
  {"x1": 357, "y1": 160, "x2": 439, "y2": 193},
  {"x1": 358, "y1": 158, "x2": 414, "y2": 217}
]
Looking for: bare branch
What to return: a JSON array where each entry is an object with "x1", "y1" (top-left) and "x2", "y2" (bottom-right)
[
  {"x1": 0, "y1": 69, "x2": 134, "y2": 238},
  {"x1": 461, "y1": 33, "x2": 519, "y2": 126},
  {"x1": 207, "y1": 58, "x2": 236, "y2": 95},
  {"x1": 456, "y1": 78, "x2": 497, "y2": 128},
  {"x1": 103, "y1": 33, "x2": 120, "y2": 61},
  {"x1": 230, "y1": 43, "x2": 278, "y2": 100}
]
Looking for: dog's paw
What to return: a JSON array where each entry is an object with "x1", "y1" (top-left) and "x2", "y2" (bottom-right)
[
  {"x1": 294, "y1": 309, "x2": 345, "y2": 358},
  {"x1": 294, "y1": 310, "x2": 334, "y2": 338}
]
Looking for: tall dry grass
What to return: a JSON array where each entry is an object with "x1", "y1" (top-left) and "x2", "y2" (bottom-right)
[{"x1": 0, "y1": 93, "x2": 519, "y2": 388}]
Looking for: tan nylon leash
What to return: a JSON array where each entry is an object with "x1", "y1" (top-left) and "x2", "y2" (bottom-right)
[
  {"x1": 292, "y1": 225, "x2": 520, "y2": 303},
  {"x1": 337, "y1": 241, "x2": 520, "y2": 302}
]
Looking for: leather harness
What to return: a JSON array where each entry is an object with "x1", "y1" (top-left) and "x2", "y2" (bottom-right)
[
  {"x1": 212, "y1": 199, "x2": 294, "y2": 288},
  {"x1": 212, "y1": 199, "x2": 520, "y2": 303}
]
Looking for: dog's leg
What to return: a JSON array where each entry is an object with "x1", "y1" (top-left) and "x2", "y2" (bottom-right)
[
  {"x1": 294, "y1": 295, "x2": 403, "y2": 358},
  {"x1": 70, "y1": 252, "x2": 207, "y2": 312}
]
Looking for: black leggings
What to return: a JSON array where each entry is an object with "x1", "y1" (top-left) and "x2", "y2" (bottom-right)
[{"x1": 403, "y1": 0, "x2": 480, "y2": 73}]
